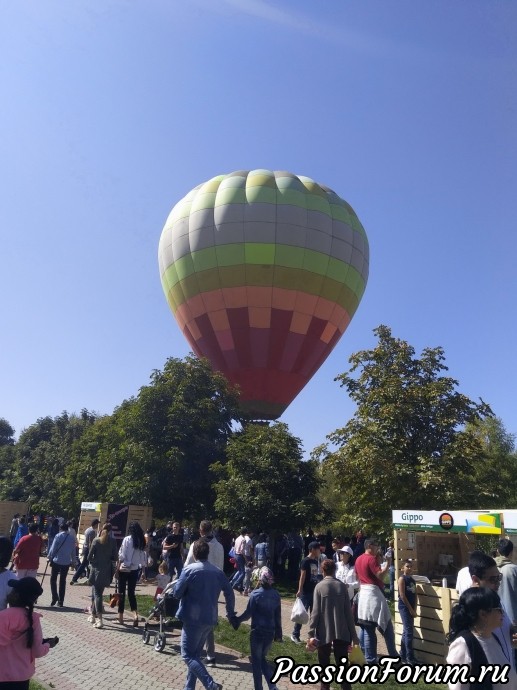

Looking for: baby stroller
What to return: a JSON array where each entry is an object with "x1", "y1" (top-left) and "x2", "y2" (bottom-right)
[{"x1": 142, "y1": 582, "x2": 180, "y2": 652}]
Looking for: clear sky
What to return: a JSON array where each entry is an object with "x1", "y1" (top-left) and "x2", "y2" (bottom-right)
[{"x1": 1, "y1": 0, "x2": 516, "y2": 456}]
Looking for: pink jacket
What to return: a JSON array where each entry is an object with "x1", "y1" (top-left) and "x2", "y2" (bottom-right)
[{"x1": 0, "y1": 607, "x2": 49, "y2": 681}]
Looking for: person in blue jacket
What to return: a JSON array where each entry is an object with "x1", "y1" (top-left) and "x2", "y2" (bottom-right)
[
  {"x1": 173, "y1": 539, "x2": 236, "y2": 690},
  {"x1": 47, "y1": 522, "x2": 77, "y2": 607},
  {"x1": 234, "y1": 567, "x2": 282, "y2": 690}
]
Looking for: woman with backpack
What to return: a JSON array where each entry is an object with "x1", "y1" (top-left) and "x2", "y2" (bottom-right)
[{"x1": 446, "y1": 587, "x2": 517, "y2": 689}]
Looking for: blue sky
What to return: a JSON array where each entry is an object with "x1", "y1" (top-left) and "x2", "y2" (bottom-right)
[{"x1": 1, "y1": 0, "x2": 516, "y2": 456}]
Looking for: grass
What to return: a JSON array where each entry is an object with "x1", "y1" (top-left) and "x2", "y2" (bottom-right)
[
  {"x1": 214, "y1": 618, "x2": 447, "y2": 690},
  {"x1": 132, "y1": 594, "x2": 446, "y2": 690},
  {"x1": 30, "y1": 682, "x2": 52, "y2": 690}
]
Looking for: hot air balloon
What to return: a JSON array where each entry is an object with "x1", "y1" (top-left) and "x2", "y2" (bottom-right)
[{"x1": 158, "y1": 170, "x2": 369, "y2": 420}]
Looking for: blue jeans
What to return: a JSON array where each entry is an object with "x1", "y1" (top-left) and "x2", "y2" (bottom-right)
[
  {"x1": 72, "y1": 553, "x2": 89, "y2": 582},
  {"x1": 361, "y1": 620, "x2": 398, "y2": 663},
  {"x1": 180, "y1": 622, "x2": 218, "y2": 690},
  {"x1": 398, "y1": 606, "x2": 415, "y2": 661},
  {"x1": 250, "y1": 628, "x2": 275, "y2": 690},
  {"x1": 292, "y1": 592, "x2": 313, "y2": 638},
  {"x1": 389, "y1": 566, "x2": 395, "y2": 599},
  {"x1": 230, "y1": 554, "x2": 245, "y2": 590}
]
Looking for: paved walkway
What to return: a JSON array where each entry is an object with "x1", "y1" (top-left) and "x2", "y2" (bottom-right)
[
  {"x1": 33, "y1": 559, "x2": 388, "y2": 689},
  {"x1": 33, "y1": 559, "x2": 297, "y2": 690}
]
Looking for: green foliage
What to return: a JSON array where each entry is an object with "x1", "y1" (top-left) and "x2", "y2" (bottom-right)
[
  {"x1": 213, "y1": 422, "x2": 323, "y2": 532},
  {"x1": 0, "y1": 410, "x2": 97, "y2": 513},
  {"x1": 466, "y1": 416, "x2": 517, "y2": 508},
  {"x1": 0, "y1": 418, "x2": 15, "y2": 446},
  {"x1": 61, "y1": 355, "x2": 242, "y2": 519},
  {"x1": 316, "y1": 325, "x2": 493, "y2": 537}
]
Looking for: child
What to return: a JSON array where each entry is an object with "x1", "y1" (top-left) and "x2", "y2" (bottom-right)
[
  {"x1": 154, "y1": 561, "x2": 169, "y2": 600},
  {"x1": 234, "y1": 567, "x2": 282, "y2": 690},
  {"x1": 0, "y1": 577, "x2": 58, "y2": 689},
  {"x1": 398, "y1": 559, "x2": 418, "y2": 664},
  {"x1": 243, "y1": 560, "x2": 254, "y2": 596}
]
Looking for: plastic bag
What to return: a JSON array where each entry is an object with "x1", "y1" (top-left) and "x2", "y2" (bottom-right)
[
  {"x1": 348, "y1": 645, "x2": 366, "y2": 666},
  {"x1": 290, "y1": 597, "x2": 309, "y2": 625}
]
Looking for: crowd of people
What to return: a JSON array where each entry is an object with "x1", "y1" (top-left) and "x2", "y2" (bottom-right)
[{"x1": 3, "y1": 513, "x2": 517, "y2": 690}]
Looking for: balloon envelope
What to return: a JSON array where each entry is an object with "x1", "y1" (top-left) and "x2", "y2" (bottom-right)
[{"x1": 158, "y1": 170, "x2": 369, "y2": 419}]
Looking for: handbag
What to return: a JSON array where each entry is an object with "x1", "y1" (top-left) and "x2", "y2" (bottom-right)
[
  {"x1": 109, "y1": 579, "x2": 121, "y2": 608},
  {"x1": 290, "y1": 597, "x2": 309, "y2": 625},
  {"x1": 348, "y1": 645, "x2": 366, "y2": 666}
]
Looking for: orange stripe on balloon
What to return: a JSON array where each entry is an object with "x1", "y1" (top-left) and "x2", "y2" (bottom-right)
[
  {"x1": 290, "y1": 312, "x2": 312, "y2": 335},
  {"x1": 246, "y1": 286, "x2": 273, "y2": 308},
  {"x1": 320, "y1": 322, "x2": 338, "y2": 344},
  {"x1": 249, "y1": 307, "x2": 271, "y2": 329},
  {"x1": 271, "y1": 288, "x2": 297, "y2": 311},
  {"x1": 177, "y1": 287, "x2": 350, "y2": 338},
  {"x1": 337, "y1": 312, "x2": 351, "y2": 333},
  {"x1": 314, "y1": 296, "x2": 335, "y2": 321},
  {"x1": 221, "y1": 287, "x2": 248, "y2": 309},
  {"x1": 202, "y1": 289, "x2": 225, "y2": 312},
  {"x1": 294, "y1": 292, "x2": 319, "y2": 316},
  {"x1": 187, "y1": 293, "x2": 206, "y2": 318},
  {"x1": 208, "y1": 309, "x2": 230, "y2": 332},
  {"x1": 186, "y1": 319, "x2": 202, "y2": 342}
]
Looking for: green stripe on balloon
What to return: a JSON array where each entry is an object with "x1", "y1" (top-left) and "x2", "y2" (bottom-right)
[
  {"x1": 161, "y1": 244, "x2": 366, "y2": 297},
  {"x1": 162, "y1": 265, "x2": 364, "y2": 316}
]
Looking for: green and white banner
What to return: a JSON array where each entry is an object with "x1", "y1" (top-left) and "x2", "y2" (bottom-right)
[{"x1": 392, "y1": 510, "x2": 502, "y2": 534}]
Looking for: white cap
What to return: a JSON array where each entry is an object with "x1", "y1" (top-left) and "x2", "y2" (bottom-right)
[{"x1": 337, "y1": 546, "x2": 354, "y2": 556}]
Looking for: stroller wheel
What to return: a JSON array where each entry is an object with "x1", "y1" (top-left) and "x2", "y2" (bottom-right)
[
  {"x1": 154, "y1": 633, "x2": 166, "y2": 652},
  {"x1": 142, "y1": 630, "x2": 151, "y2": 644}
]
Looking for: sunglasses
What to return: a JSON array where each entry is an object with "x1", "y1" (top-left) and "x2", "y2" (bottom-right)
[{"x1": 486, "y1": 574, "x2": 503, "y2": 584}]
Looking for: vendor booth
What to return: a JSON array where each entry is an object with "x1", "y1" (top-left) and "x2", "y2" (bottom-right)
[
  {"x1": 78, "y1": 501, "x2": 153, "y2": 550},
  {"x1": 392, "y1": 509, "x2": 515, "y2": 664},
  {"x1": 0, "y1": 501, "x2": 29, "y2": 537}
]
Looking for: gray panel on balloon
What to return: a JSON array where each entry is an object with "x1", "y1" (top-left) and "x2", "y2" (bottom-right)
[
  {"x1": 214, "y1": 222, "x2": 245, "y2": 245},
  {"x1": 244, "y1": 221, "x2": 276, "y2": 244},
  {"x1": 332, "y1": 220, "x2": 354, "y2": 245},
  {"x1": 214, "y1": 202, "x2": 244, "y2": 225},
  {"x1": 245, "y1": 202, "x2": 276, "y2": 223},
  {"x1": 307, "y1": 210, "x2": 332, "y2": 235},
  {"x1": 189, "y1": 227, "x2": 215, "y2": 252},
  {"x1": 276, "y1": 223, "x2": 307, "y2": 249},
  {"x1": 331, "y1": 238, "x2": 353, "y2": 264},
  {"x1": 305, "y1": 228, "x2": 332, "y2": 255},
  {"x1": 276, "y1": 204, "x2": 307, "y2": 227},
  {"x1": 188, "y1": 208, "x2": 215, "y2": 233}
]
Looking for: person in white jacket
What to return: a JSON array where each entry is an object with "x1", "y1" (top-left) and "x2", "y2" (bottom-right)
[
  {"x1": 335, "y1": 546, "x2": 358, "y2": 601},
  {"x1": 117, "y1": 522, "x2": 147, "y2": 626}
]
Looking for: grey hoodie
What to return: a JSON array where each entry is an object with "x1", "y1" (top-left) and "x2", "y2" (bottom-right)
[{"x1": 496, "y1": 555, "x2": 517, "y2": 625}]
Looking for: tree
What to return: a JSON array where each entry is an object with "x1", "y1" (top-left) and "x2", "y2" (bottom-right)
[
  {"x1": 62, "y1": 355, "x2": 242, "y2": 519},
  {"x1": 315, "y1": 325, "x2": 493, "y2": 536},
  {"x1": 8, "y1": 410, "x2": 98, "y2": 513},
  {"x1": 212, "y1": 422, "x2": 323, "y2": 533},
  {"x1": 0, "y1": 418, "x2": 14, "y2": 446},
  {"x1": 467, "y1": 416, "x2": 517, "y2": 508}
]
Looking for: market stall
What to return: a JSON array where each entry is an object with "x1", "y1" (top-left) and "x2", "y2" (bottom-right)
[
  {"x1": 78, "y1": 501, "x2": 153, "y2": 551},
  {"x1": 0, "y1": 500, "x2": 29, "y2": 537},
  {"x1": 392, "y1": 509, "x2": 508, "y2": 664}
]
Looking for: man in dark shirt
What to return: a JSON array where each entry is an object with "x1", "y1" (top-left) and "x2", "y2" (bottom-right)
[
  {"x1": 163, "y1": 521, "x2": 184, "y2": 581},
  {"x1": 291, "y1": 541, "x2": 320, "y2": 644}
]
